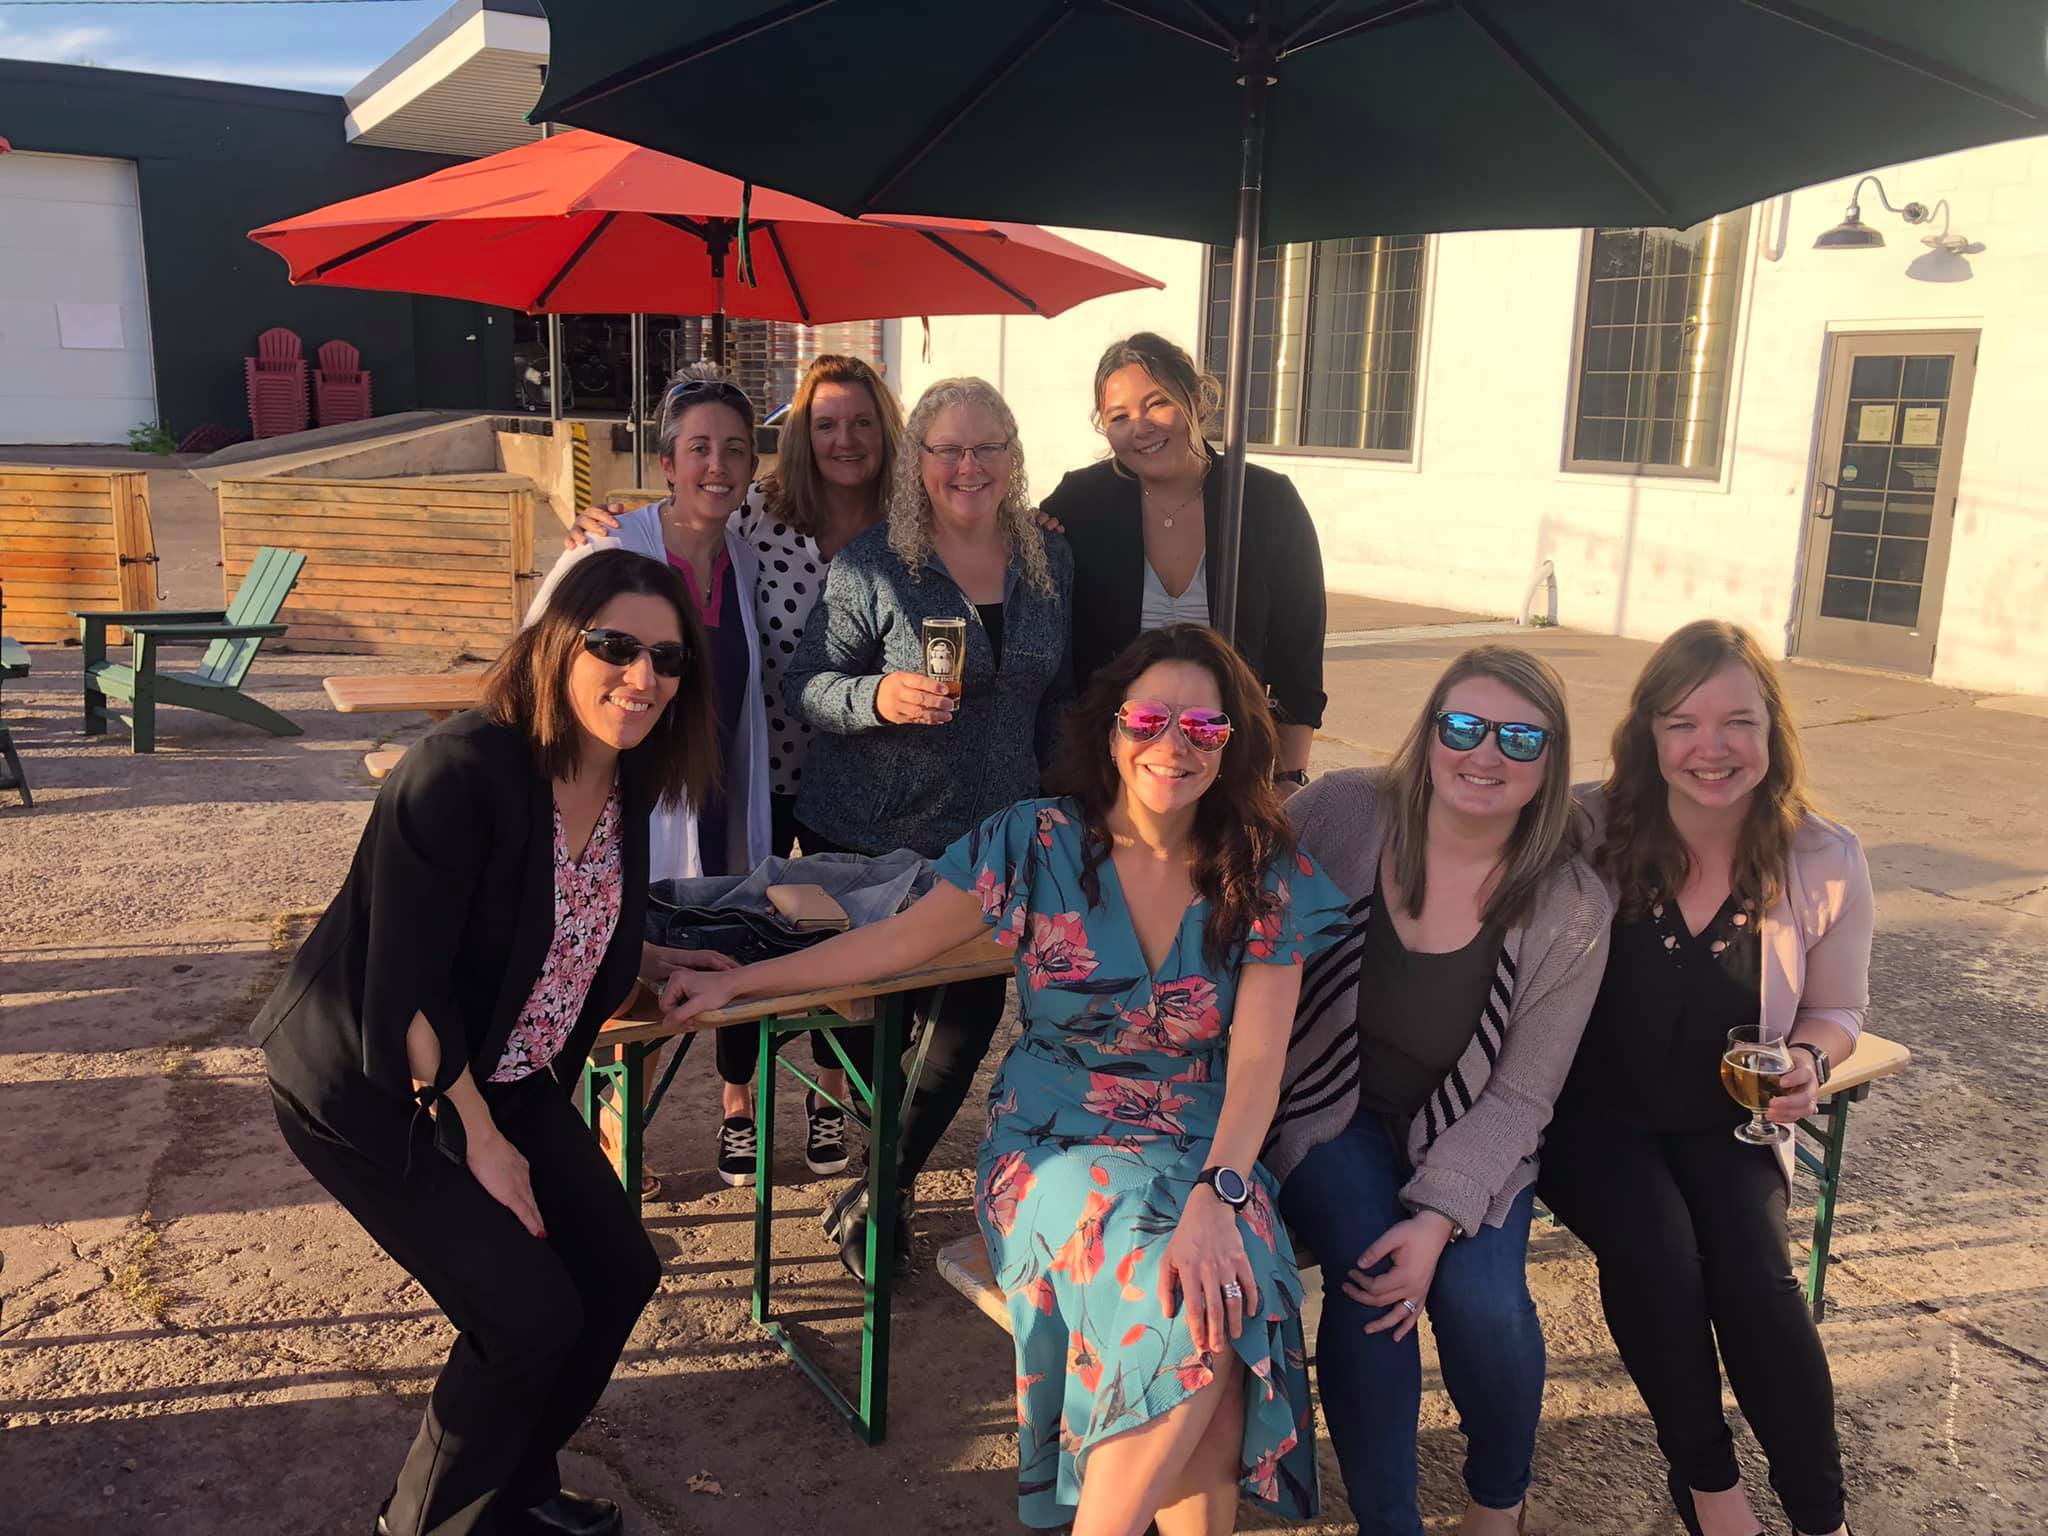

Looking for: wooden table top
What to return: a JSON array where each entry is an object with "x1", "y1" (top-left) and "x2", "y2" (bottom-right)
[
  {"x1": 597, "y1": 934, "x2": 1013, "y2": 1047},
  {"x1": 1820, "y1": 1030, "x2": 1911, "y2": 1100},
  {"x1": 323, "y1": 672, "x2": 486, "y2": 715}
]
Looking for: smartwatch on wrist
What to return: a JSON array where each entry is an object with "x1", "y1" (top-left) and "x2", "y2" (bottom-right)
[
  {"x1": 1790, "y1": 1040, "x2": 1832, "y2": 1087},
  {"x1": 1196, "y1": 1166, "x2": 1251, "y2": 1209},
  {"x1": 1273, "y1": 769, "x2": 1310, "y2": 788}
]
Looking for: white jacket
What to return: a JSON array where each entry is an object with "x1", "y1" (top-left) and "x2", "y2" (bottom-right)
[{"x1": 526, "y1": 503, "x2": 774, "y2": 881}]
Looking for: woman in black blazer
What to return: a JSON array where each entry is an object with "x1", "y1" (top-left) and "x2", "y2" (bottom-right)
[
  {"x1": 255, "y1": 549, "x2": 717, "y2": 1536},
  {"x1": 1041, "y1": 332, "x2": 1328, "y2": 794}
]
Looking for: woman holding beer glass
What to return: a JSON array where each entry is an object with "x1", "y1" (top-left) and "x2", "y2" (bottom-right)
[
  {"x1": 1541, "y1": 619, "x2": 1872, "y2": 1536},
  {"x1": 782, "y1": 375, "x2": 1073, "y2": 1277},
  {"x1": 1269, "y1": 645, "x2": 1611, "y2": 1536}
]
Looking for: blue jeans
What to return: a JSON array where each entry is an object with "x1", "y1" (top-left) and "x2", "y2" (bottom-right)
[{"x1": 1279, "y1": 1111, "x2": 1545, "y2": 1535}]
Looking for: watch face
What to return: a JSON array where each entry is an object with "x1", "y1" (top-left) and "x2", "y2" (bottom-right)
[{"x1": 1212, "y1": 1167, "x2": 1249, "y2": 1205}]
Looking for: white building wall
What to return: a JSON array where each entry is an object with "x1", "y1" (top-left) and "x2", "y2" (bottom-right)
[{"x1": 895, "y1": 138, "x2": 2048, "y2": 698}]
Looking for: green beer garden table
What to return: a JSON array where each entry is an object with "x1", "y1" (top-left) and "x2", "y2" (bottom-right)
[{"x1": 582, "y1": 934, "x2": 1013, "y2": 1443}]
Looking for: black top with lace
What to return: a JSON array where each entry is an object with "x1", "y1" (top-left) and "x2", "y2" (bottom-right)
[{"x1": 1564, "y1": 892, "x2": 1763, "y2": 1133}]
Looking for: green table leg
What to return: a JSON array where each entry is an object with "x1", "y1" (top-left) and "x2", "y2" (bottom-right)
[
  {"x1": 578, "y1": 1043, "x2": 649, "y2": 1219},
  {"x1": 752, "y1": 998, "x2": 907, "y2": 1444},
  {"x1": 1796, "y1": 1088, "x2": 1863, "y2": 1323}
]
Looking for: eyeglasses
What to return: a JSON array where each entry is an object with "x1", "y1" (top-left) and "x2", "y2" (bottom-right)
[
  {"x1": 920, "y1": 439, "x2": 1012, "y2": 466},
  {"x1": 581, "y1": 626, "x2": 692, "y2": 678},
  {"x1": 1433, "y1": 710, "x2": 1550, "y2": 763},
  {"x1": 1116, "y1": 699, "x2": 1232, "y2": 753}
]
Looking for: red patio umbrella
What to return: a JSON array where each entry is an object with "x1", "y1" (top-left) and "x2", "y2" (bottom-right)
[{"x1": 248, "y1": 129, "x2": 1162, "y2": 329}]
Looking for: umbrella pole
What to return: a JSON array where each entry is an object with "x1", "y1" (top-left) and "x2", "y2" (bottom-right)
[
  {"x1": 631, "y1": 312, "x2": 647, "y2": 487},
  {"x1": 540, "y1": 114, "x2": 564, "y2": 423},
  {"x1": 1215, "y1": 48, "x2": 1272, "y2": 646}
]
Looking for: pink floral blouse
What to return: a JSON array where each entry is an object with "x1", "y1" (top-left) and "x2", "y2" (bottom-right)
[{"x1": 489, "y1": 777, "x2": 625, "y2": 1083}]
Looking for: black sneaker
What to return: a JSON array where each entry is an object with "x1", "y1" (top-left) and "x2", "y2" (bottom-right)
[
  {"x1": 717, "y1": 1115, "x2": 757, "y2": 1187},
  {"x1": 804, "y1": 1093, "x2": 849, "y2": 1176}
]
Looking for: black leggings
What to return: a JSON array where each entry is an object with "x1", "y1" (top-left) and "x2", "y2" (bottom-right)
[
  {"x1": 794, "y1": 818, "x2": 1010, "y2": 1186},
  {"x1": 1538, "y1": 1114, "x2": 1845, "y2": 1533}
]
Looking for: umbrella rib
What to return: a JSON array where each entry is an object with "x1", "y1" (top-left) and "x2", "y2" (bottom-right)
[
  {"x1": 764, "y1": 225, "x2": 812, "y2": 324},
  {"x1": 534, "y1": 210, "x2": 618, "y2": 309},
  {"x1": 1454, "y1": 1, "x2": 1675, "y2": 223},
  {"x1": 1166, "y1": 0, "x2": 1239, "y2": 49},
  {"x1": 1741, "y1": 0, "x2": 2044, "y2": 120},
  {"x1": 651, "y1": 212, "x2": 718, "y2": 245},
  {"x1": 545, "y1": 0, "x2": 842, "y2": 114},
  {"x1": 860, "y1": 3, "x2": 1076, "y2": 212},
  {"x1": 1096, "y1": 0, "x2": 1235, "y2": 53},
  {"x1": 299, "y1": 220, "x2": 436, "y2": 281},
  {"x1": 1281, "y1": 0, "x2": 1444, "y2": 58},
  {"x1": 916, "y1": 231, "x2": 1040, "y2": 315}
]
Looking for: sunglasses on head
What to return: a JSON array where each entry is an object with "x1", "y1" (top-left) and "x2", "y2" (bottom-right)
[
  {"x1": 667, "y1": 378, "x2": 754, "y2": 417},
  {"x1": 1433, "y1": 710, "x2": 1550, "y2": 762},
  {"x1": 581, "y1": 627, "x2": 691, "y2": 678},
  {"x1": 1116, "y1": 699, "x2": 1232, "y2": 753}
]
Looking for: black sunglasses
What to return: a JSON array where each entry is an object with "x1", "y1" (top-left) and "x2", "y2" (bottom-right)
[
  {"x1": 666, "y1": 378, "x2": 753, "y2": 416},
  {"x1": 581, "y1": 626, "x2": 691, "y2": 677},
  {"x1": 1433, "y1": 710, "x2": 1551, "y2": 763}
]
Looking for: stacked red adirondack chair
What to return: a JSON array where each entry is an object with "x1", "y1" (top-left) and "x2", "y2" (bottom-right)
[
  {"x1": 244, "y1": 327, "x2": 309, "y2": 438},
  {"x1": 313, "y1": 340, "x2": 373, "y2": 427}
]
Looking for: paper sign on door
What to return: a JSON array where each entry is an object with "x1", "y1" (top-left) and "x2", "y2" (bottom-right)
[
  {"x1": 1855, "y1": 404, "x2": 1897, "y2": 443},
  {"x1": 1900, "y1": 407, "x2": 1941, "y2": 446}
]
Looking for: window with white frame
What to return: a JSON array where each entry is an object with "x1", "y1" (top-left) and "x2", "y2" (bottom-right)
[
  {"x1": 1203, "y1": 234, "x2": 1426, "y2": 458},
  {"x1": 1566, "y1": 211, "x2": 1751, "y2": 476}
]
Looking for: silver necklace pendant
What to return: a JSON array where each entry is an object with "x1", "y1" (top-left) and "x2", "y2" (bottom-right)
[{"x1": 1161, "y1": 515, "x2": 1174, "y2": 528}]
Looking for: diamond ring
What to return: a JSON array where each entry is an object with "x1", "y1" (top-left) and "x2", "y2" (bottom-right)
[{"x1": 1221, "y1": 1282, "x2": 1244, "y2": 1300}]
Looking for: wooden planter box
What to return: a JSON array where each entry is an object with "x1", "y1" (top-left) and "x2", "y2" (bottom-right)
[
  {"x1": 0, "y1": 466, "x2": 157, "y2": 643},
  {"x1": 218, "y1": 475, "x2": 536, "y2": 657}
]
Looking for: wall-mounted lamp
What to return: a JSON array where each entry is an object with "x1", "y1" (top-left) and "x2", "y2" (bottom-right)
[{"x1": 1813, "y1": 175, "x2": 1937, "y2": 249}]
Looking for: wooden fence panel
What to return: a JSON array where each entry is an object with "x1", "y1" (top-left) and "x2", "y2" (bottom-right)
[
  {"x1": 0, "y1": 466, "x2": 155, "y2": 642},
  {"x1": 218, "y1": 476, "x2": 537, "y2": 657}
]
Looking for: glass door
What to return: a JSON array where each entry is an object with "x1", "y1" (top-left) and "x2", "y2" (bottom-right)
[{"x1": 1794, "y1": 331, "x2": 1977, "y2": 675}]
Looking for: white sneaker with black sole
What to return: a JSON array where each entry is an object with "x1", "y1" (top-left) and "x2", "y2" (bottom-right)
[
  {"x1": 717, "y1": 1115, "x2": 757, "y2": 1187},
  {"x1": 805, "y1": 1093, "x2": 849, "y2": 1176}
]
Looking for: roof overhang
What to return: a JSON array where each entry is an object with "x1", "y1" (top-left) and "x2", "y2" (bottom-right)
[{"x1": 344, "y1": 0, "x2": 548, "y2": 158}]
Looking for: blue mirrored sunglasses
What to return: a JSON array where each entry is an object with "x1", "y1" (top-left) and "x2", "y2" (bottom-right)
[{"x1": 1433, "y1": 710, "x2": 1550, "y2": 762}]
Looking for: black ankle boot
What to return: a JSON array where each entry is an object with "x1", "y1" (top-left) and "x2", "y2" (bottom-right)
[{"x1": 829, "y1": 1184, "x2": 913, "y2": 1282}]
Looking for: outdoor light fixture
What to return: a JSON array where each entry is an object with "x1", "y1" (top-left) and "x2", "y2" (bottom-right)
[{"x1": 1813, "y1": 175, "x2": 1935, "y2": 249}]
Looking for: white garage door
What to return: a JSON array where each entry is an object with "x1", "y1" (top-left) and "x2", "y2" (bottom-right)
[{"x1": 0, "y1": 151, "x2": 157, "y2": 445}]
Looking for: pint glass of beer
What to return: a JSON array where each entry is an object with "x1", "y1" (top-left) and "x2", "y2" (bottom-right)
[{"x1": 922, "y1": 616, "x2": 967, "y2": 700}]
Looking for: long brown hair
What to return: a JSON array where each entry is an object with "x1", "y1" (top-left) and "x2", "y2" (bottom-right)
[
  {"x1": 1598, "y1": 619, "x2": 1811, "y2": 916},
  {"x1": 1089, "y1": 332, "x2": 1219, "y2": 474},
  {"x1": 1045, "y1": 624, "x2": 1292, "y2": 966},
  {"x1": 762, "y1": 354, "x2": 904, "y2": 536},
  {"x1": 1384, "y1": 645, "x2": 1577, "y2": 930},
  {"x1": 481, "y1": 548, "x2": 717, "y2": 809}
]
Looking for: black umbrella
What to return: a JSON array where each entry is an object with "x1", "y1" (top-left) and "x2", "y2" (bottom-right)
[{"x1": 533, "y1": 0, "x2": 2048, "y2": 638}]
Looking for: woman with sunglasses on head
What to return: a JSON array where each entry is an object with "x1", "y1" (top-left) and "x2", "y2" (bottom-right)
[
  {"x1": 1042, "y1": 332, "x2": 1327, "y2": 796},
  {"x1": 1540, "y1": 621, "x2": 1869, "y2": 1536},
  {"x1": 541, "y1": 363, "x2": 857, "y2": 1186},
  {"x1": 254, "y1": 549, "x2": 715, "y2": 1536},
  {"x1": 667, "y1": 625, "x2": 1349, "y2": 1535},
  {"x1": 1268, "y1": 646, "x2": 1612, "y2": 1536},
  {"x1": 773, "y1": 375, "x2": 1075, "y2": 1278}
]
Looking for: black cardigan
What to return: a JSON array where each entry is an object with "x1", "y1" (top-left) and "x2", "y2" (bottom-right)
[
  {"x1": 254, "y1": 712, "x2": 652, "y2": 1174},
  {"x1": 1042, "y1": 456, "x2": 1328, "y2": 727}
]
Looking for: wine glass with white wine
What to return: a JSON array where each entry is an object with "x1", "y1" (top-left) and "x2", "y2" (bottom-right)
[{"x1": 1721, "y1": 1024, "x2": 1795, "y2": 1146}]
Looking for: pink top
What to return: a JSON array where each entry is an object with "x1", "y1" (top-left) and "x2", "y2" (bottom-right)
[
  {"x1": 667, "y1": 547, "x2": 733, "y2": 627},
  {"x1": 489, "y1": 777, "x2": 625, "y2": 1083}
]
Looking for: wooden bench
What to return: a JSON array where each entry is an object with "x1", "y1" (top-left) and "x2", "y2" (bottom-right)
[{"x1": 936, "y1": 1030, "x2": 1914, "y2": 1333}]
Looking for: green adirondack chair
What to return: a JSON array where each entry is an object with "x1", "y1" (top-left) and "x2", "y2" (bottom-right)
[{"x1": 77, "y1": 546, "x2": 306, "y2": 753}]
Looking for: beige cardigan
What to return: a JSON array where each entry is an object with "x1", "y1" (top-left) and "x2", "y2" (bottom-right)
[{"x1": 1268, "y1": 769, "x2": 1615, "y2": 1236}]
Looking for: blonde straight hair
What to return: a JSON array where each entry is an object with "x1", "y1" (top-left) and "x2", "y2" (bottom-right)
[
  {"x1": 887, "y1": 377, "x2": 1055, "y2": 597},
  {"x1": 1384, "y1": 645, "x2": 1578, "y2": 929},
  {"x1": 762, "y1": 354, "x2": 904, "y2": 537}
]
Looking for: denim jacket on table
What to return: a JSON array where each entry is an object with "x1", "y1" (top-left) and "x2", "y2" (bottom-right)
[{"x1": 784, "y1": 522, "x2": 1074, "y2": 859}]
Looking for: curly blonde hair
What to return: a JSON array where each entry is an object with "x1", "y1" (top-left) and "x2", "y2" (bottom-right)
[{"x1": 887, "y1": 377, "x2": 1054, "y2": 597}]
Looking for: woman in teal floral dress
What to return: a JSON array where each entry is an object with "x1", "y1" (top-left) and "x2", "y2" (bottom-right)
[{"x1": 669, "y1": 625, "x2": 1347, "y2": 1535}]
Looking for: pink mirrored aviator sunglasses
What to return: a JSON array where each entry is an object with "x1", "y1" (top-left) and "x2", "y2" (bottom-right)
[{"x1": 1116, "y1": 699, "x2": 1233, "y2": 753}]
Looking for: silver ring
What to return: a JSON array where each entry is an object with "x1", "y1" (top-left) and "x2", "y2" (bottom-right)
[
  {"x1": 1221, "y1": 1282, "x2": 1244, "y2": 1300},
  {"x1": 1400, "y1": 1298, "x2": 1419, "y2": 1314}
]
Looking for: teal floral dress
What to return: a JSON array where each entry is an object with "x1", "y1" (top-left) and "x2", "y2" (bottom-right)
[{"x1": 934, "y1": 798, "x2": 1349, "y2": 1528}]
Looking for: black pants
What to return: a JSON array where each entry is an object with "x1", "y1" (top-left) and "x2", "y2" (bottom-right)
[
  {"x1": 273, "y1": 1074, "x2": 661, "y2": 1536},
  {"x1": 796, "y1": 818, "x2": 1010, "y2": 1186},
  {"x1": 1538, "y1": 1115, "x2": 1845, "y2": 1533}
]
